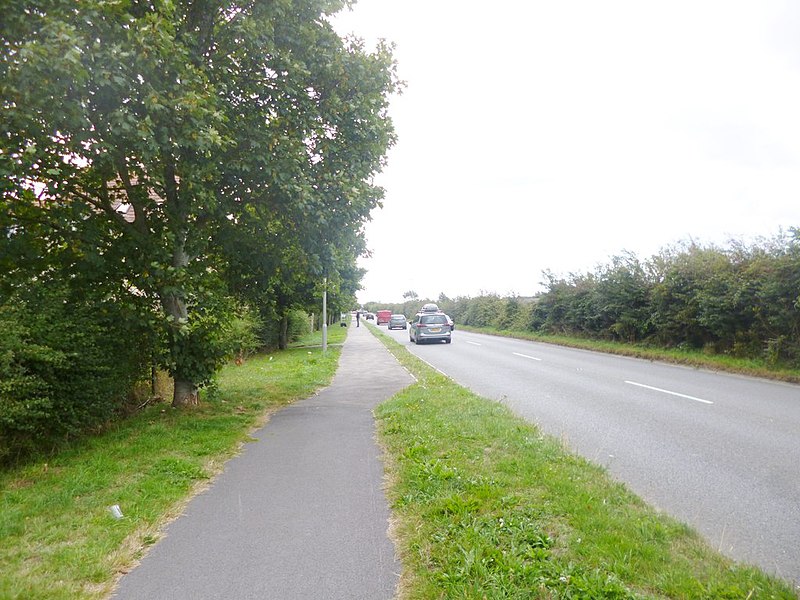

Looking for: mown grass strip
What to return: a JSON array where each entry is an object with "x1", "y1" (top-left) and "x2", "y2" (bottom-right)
[
  {"x1": 0, "y1": 326, "x2": 345, "y2": 600},
  {"x1": 372, "y1": 328, "x2": 797, "y2": 599},
  {"x1": 459, "y1": 326, "x2": 800, "y2": 384}
]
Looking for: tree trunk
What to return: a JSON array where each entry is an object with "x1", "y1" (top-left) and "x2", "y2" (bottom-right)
[
  {"x1": 158, "y1": 237, "x2": 201, "y2": 407},
  {"x1": 164, "y1": 292, "x2": 199, "y2": 407},
  {"x1": 279, "y1": 312, "x2": 289, "y2": 350},
  {"x1": 173, "y1": 376, "x2": 199, "y2": 407}
]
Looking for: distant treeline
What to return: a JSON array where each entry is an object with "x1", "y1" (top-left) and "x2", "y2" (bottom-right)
[{"x1": 366, "y1": 230, "x2": 800, "y2": 367}]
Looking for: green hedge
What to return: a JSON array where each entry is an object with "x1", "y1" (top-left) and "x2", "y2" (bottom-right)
[{"x1": 0, "y1": 288, "x2": 152, "y2": 464}]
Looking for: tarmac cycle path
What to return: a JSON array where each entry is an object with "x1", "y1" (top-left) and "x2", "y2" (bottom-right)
[{"x1": 113, "y1": 321, "x2": 414, "y2": 599}]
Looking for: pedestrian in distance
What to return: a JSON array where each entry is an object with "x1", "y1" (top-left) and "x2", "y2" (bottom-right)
[{"x1": 356, "y1": 311, "x2": 360, "y2": 327}]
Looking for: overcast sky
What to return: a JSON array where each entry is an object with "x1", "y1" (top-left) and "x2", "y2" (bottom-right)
[{"x1": 332, "y1": 1, "x2": 800, "y2": 304}]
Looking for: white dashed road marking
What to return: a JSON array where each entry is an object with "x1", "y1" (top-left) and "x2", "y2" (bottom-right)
[
  {"x1": 625, "y1": 380, "x2": 714, "y2": 404},
  {"x1": 512, "y1": 352, "x2": 542, "y2": 361}
]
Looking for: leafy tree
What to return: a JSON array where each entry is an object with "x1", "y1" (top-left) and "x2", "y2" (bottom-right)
[
  {"x1": 736, "y1": 231, "x2": 800, "y2": 363},
  {"x1": 651, "y1": 244, "x2": 731, "y2": 349},
  {"x1": 591, "y1": 252, "x2": 653, "y2": 342},
  {"x1": 462, "y1": 293, "x2": 502, "y2": 328},
  {"x1": 530, "y1": 271, "x2": 595, "y2": 336},
  {"x1": 495, "y1": 295, "x2": 521, "y2": 330},
  {"x1": 1, "y1": 0, "x2": 398, "y2": 405},
  {"x1": 441, "y1": 295, "x2": 470, "y2": 327}
]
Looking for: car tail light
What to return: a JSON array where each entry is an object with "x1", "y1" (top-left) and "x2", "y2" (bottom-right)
[{"x1": 417, "y1": 323, "x2": 426, "y2": 327}]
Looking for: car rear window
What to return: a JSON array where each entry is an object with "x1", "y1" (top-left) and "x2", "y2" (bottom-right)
[{"x1": 420, "y1": 314, "x2": 447, "y2": 325}]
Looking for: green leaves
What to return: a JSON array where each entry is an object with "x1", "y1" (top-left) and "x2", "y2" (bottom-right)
[
  {"x1": 431, "y1": 233, "x2": 800, "y2": 368},
  {"x1": 0, "y1": 284, "x2": 155, "y2": 464},
  {"x1": 2, "y1": 0, "x2": 398, "y2": 406}
]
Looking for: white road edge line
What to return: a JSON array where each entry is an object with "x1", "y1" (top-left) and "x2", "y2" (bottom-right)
[
  {"x1": 466, "y1": 341, "x2": 482, "y2": 346},
  {"x1": 625, "y1": 380, "x2": 714, "y2": 405},
  {"x1": 513, "y1": 352, "x2": 542, "y2": 361},
  {"x1": 412, "y1": 353, "x2": 450, "y2": 378}
]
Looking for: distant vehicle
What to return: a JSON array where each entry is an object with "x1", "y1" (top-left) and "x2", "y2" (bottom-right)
[
  {"x1": 409, "y1": 311, "x2": 452, "y2": 344},
  {"x1": 388, "y1": 314, "x2": 407, "y2": 330},
  {"x1": 365, "y1": 312, "x2": 375, "y2": 321},
  {"x1": 376, "y1": 310, "x2": 392, "y2": 325}
]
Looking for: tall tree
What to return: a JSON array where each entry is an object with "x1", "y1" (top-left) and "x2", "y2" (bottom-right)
[{"x1": 1, "y1": 0, "x2": 399, "y2": 405}]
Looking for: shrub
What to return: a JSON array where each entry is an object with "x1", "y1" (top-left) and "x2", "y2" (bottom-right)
[
  {"x1": 226, "y1": 303, "x2": 264, "y2": 361},
  {"x1": 286, "y1": 309, "x2": 312, "y2": 342},
  {"x1": 0, "y1": 287, "x2": 152, "y2": 464},
  {"x1": 463, "y1": 294, "x2": 503, "y2": 328}
]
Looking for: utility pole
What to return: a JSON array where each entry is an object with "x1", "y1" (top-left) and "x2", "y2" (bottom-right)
[{"x1": 322, "y1": 276, "x2": 328, "y2": 353}]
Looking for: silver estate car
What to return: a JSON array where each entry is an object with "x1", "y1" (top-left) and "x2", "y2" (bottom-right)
[
  {"x1": 409, "y1": 312, "x2": 452, "y2": 344},
  {"x1": 388, "y1": 314, "x2": 407, "y2": 330}
]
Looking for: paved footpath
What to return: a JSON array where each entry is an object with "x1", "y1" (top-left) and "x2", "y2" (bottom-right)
[{"x1": 113, "y1": 322, "x2": 414, "y2": 600}]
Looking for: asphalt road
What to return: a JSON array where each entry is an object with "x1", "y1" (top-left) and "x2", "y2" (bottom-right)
[{"x1": 382, "y1": 324, "x2": 800, "y2": 586}]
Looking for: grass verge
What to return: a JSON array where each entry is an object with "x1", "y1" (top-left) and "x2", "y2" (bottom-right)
[
  {"x1": 0, "y1": 328, "x2": 343, "y2": 600},
  {"x1": 371, "y1": 328, "x2": 798, "y2": 599},
  {"x1": 458, "y1": 326, "x2": 800, "y2": 384}
]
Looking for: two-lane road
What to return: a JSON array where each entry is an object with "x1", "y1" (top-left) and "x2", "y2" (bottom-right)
[{"x1": 381, "y1": 325, "x2": 800, "y2": 585}]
